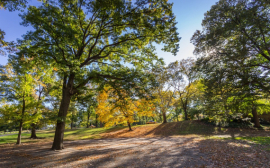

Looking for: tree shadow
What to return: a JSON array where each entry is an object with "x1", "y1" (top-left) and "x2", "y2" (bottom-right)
[
  {"x1": 1, "y1": 121, "x2": 270, "y2": 167},
  {"x1": 2, "y1": 136, "x2": 269, "y2": 168}
]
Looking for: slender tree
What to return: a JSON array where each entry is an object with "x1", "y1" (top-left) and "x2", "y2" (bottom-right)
[
  {"x1": 0, "y1": 64, "x2": 40, "y2": 144},
  {"x1": 168, "y1": 58, "x2": 201, "y2": 120},
  {"x1": 150, "y1": 65, "x2": 176, "y2": 123}
]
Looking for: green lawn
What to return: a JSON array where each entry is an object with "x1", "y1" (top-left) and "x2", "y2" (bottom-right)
[
  {"x1": 234, "y1": 136, "x2": 270, "y2": 145},
  {"x1": 0, "y1": 131, "x2": 24, "y2": 135},
  {"x1": 0, "y1": 126, "x2": 124, "y2": 144}
]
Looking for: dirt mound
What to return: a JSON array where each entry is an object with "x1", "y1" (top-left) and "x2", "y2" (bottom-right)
[{"x1": 102, "y1": 121, "x2": 270, "y2": 138}]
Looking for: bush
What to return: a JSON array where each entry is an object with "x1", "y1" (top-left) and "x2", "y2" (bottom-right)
[{"x1": 201, "y1": 114, "x2": 253, "y2": 128}]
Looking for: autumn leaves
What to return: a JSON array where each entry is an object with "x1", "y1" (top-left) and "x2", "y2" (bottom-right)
[{"x1": 96, "y1": 87, "x2": 155, "y2": 131}]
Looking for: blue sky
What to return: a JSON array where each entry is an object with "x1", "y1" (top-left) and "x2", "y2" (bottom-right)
[{"x1": 0, "y1": 0, "x2": 219, "y2": 65}]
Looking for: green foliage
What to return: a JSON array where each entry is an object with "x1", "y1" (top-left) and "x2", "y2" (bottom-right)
[
  {"x1": 201, "y1": 114, "x2": 254, "y2": 128},
  {"x1": 17, "y1": 0, "x2": 180, "y2": 148},
  {"x1": 191, "y1": 0, "x2": 270, "y2": 124},
  {"x1": 19, "y1": 0, "x2": 180, "y2": 92},
  {"x1": 168, "y1": 58, "x2": 205, "y2": 120},
  {"x1": 0, "y1": 0, "x2": 28, "y2": 11}
]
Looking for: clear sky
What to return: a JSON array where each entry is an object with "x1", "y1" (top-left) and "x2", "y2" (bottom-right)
[{"x1": 0, "y1": 0, "x2": 219, "y2": 66}]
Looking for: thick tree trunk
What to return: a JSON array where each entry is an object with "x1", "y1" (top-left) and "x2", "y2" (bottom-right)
[
  {"x1": 162, "y1": 110, "x2": 167, "y2": 123},
  {"x1": 51, "y1": 86, "x2": 72, "y2": 150},
  {"x1": 17, "y1": 98, "x2": 25, "y2": 145},
  {"x1": 252, "y1": 106, "x2": 260, "y2": 128},
  {"x1": 30, "y1": 124, "x2": 37, "y2": 139},
  {"x1": 128, "y1": 122, "x2": 132, "y2": 131},
  {"x1": 184, "y1": 108, "x2": 188, "y2": 120}
]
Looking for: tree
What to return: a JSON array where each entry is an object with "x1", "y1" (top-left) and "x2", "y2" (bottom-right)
[
  {"x1": 76, "y1": 84, "x2": 98, "y2": 128},
  {"x1": 191, "y1": 0, "x2": 270, "y2": 127},
  {"x1": 152, "y1": 66, "x2": 175, "y2": 123},
  {"x1": 67, "y1": 101, "x2": 78, "y2": 129},
  {"x1": 193, "y1": 47, "x2": 268, "y2": 127},
  {"x1": 171, "y1": 106, "x2": 181, "y2": 122},
  {"x1": 168, "y1": 58, "x2": 202, "y2": 120},
  {"x1": 191, "y1": 0, "x2": 270, "y2": 93},
  {"x1": 19, "y1": 0, "x2": 180, "y2": 149},
  {"x1": 96, "y1": 87, "x2": 155, "y2": 131},
  {"x1": 0, "y1": 0, "x2": 27, "y2": 11},
  {"x1": 0, "y1": 63, "x2": 41, "y2": 144},
  {"x1": 29, "y1": 82, "x2": 46, "y2": 139}
]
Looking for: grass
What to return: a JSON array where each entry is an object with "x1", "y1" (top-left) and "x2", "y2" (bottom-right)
[
  {"x1": 209, "y1": 136, "x2": 270, "y2": 147},
  {"x1": 1, "y1": 121, "x2": 269, "y2": 145},
  {"x1": 0, "y1": 126, "x2": 125, "y2": 144},
  {"x1": 0, "y1": 131, "x2": 29, "y2": 135},
  {"x1": 234, "y1": 136, "x2": 270, "y2": 145}
]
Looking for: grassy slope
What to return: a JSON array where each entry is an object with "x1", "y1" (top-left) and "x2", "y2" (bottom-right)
[{"x1": 1, "y1": 121, "x2": 269, "y2": 145}]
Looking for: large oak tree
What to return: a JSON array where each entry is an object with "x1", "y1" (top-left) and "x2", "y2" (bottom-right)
[{"x1": 18, "y1": 0, "x2": 180, "y2": 149}]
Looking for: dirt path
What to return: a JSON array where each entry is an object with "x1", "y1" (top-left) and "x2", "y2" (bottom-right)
[
  {"x1": 1, "y1": 137, "x2": 204, "y2": 168},
  {"x1": 1, "y1": 136, "x2": 270, "y2": 168}
]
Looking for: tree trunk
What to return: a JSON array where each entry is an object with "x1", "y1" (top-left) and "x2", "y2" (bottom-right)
[
  {"x1": 17, "y1": 121, "x2": 23, "y2": 145},
  {"x1": 71, "y1": 118, "x2": 73, "y2": 129},
  {"x1": 252, "y1": 106, "x2": 260, "y2": 128},
  {"x1": 51, "y1": 85, "x2": 72, "y2": 150},
  {"x1": 30, "y1": 123, "x2": 37, "y2": 139},
  {"x1": 162, "y1": 110, "x2": 167, "y2": 123},
  {"x1": 30, "y1": 86, "x2": 42, "y2": 139},
  {"x1": 128, "y1": 122, "x2": 132, "y2": 131},
  {"x1": 87, "y1": 112, "x2": 90, "y2": 128},
  {"x1": 184, "y1": 108, "x2": 188, "y2": 120},
  {"x1": 95, "y1": 114, "x2": 98, "y2": 127},
  {"x1": 17, "y1": 97, "x2": 25, "y2": 145}
]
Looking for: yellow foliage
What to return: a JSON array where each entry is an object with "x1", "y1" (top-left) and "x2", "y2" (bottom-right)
[{"x1": 96, "y1": 87, "x2": 155, "y2": 128}]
